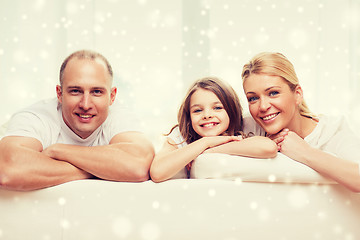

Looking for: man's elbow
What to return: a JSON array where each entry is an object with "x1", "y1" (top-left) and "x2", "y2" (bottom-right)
[{"x1": 130, "y1": 164, "x2": 150, "y2": 182}]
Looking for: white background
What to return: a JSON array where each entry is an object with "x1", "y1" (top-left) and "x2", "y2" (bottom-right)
[{"x1": 1, "y1": 0, "x2": 359, "y2": 149}]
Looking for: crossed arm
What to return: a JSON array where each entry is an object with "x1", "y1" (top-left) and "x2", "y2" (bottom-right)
[
  {"x1": 0, "y1": 132, "x2": 154, "y2": 191},
  {"x1": 150, "y1": 135, "x2": 277, "y2": 183},
  {"x1": 271, "y1": 129, "x2": 360, "y2": 193}
]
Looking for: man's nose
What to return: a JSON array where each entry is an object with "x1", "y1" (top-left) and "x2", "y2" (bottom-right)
[{"x1": 79, "y1": 93, "x2": 92, "y2": 110}]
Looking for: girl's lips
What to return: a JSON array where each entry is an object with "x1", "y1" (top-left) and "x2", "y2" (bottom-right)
[{"x1": 200, "y1": 122, "x2": 219, "y2": 128}]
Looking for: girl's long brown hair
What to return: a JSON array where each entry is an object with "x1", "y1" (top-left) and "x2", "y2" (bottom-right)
[{"x1": 168, "y1": 76, "x2": 244, "y2": 144}]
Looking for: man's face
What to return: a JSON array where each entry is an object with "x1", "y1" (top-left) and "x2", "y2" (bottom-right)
[{"x1": 56, "y1": 58, "x2": 116, "y2": 139}]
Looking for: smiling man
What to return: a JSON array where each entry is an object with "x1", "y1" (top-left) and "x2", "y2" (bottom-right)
[{"x1": 0, "y1": 50, "x2": 154, "y2": 191}]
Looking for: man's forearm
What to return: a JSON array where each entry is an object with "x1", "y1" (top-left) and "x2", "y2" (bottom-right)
[{"x1": 44, "y1": 142, "x2": 153, "y2": 182}]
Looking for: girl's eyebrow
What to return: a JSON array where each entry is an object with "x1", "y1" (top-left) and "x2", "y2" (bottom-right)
[{"x1": 190, "y1": 101, "x2": 222, "y2": 108}]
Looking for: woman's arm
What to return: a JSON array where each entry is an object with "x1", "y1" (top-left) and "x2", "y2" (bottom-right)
[
  {"x1": 204, "y1": 136, "x2": 278, "y2": 158},
  {"x1": 150, "y1": 136, "x2": 239, "y2": 183},
  {"x1": 274, "y1": 131, "x2": 360, "y2": 193}
]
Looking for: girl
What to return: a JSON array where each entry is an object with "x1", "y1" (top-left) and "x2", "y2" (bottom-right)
[
  {"x1": 242, "y1": 52, "x2": 360, "y2": 192},
  {"x1": 150, "y1": 77, "x2": 277, "y2": 182}
]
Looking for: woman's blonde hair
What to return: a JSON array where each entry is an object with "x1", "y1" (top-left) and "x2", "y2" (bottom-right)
[
  {"x1": 169, "y1": 76, "x2": 244, "y2": 144},
  {"x1": 241, "y1": 52, "x2": 316, "y2": 119}
]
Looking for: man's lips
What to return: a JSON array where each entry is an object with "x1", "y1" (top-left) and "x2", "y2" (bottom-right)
[
  {"x1": 76, "y1": 113, "x2": 95, "y2": 121},
  {"x1": 260, "y1": 113, "x2": 279, "y2": 121}
]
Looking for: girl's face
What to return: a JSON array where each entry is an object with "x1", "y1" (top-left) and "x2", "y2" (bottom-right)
[
  {"x1": 243, "y1": 74, "x2": 302, "y2": 135},
  {"x1": 189, "y1": 88, "x2": 230, "y2": 137}
]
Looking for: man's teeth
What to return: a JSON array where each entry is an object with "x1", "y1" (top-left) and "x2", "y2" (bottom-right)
[
  {"x1": 79, "y1": 114, "x2": 92, "y2": 118},
  {"x1": 262, "y1": 113, "x2": 278, "y2": 121}
]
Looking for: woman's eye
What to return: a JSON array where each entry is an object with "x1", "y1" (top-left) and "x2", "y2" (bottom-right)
[
  {"x1": 247, "y1": 96, "x2": 258, "y2": 102},
  {"x1": 269, "y1": 91, "x2": 279, "y2": 97}
]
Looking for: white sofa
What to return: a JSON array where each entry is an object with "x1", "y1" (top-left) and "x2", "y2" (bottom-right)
[{"x1": 1, "y1": 153, "x2": 360, "y2": 240}]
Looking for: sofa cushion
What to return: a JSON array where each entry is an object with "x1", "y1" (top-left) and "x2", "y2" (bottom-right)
[{"x1": 190, "y1": 153, "x2": 336, "y2": 184}]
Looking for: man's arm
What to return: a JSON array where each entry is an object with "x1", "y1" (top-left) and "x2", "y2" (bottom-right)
[
  {"x1": 0, "y1": 136, "x2": 93, "y2": 191},
  {"x1": 42, "y1": 132, "x2": 155, "y2": 182}
]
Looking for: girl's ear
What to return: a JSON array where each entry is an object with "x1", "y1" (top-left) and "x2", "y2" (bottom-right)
[{"x1": 294, "y1": 85, "x2": 303, "y2": 106}]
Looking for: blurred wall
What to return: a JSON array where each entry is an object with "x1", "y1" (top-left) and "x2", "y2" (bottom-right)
[{"x1": 1, "y1": 0, "x2": 359, "y2": 149}]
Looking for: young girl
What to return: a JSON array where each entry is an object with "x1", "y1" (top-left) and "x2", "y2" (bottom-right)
[
  {"x1": 150, "y1": 77, "x2": 277, "y2": 182},
  {"x1": 242, "y1": 52, "x2": 360, "y2": 192}
]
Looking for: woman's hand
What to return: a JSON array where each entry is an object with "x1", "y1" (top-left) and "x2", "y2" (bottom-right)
[{"x1": 274, "y1": 130, "x2": 312, "y2": 163}]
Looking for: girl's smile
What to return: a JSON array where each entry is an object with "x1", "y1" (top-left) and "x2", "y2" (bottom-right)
[{"x1": 189, "y1": 89, "x2": 230, "y2": 137}]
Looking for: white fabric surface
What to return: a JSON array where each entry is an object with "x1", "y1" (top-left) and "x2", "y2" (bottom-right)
[
  {"x1": 1, "y1": 179, "x2": 359, "y2": 240},
  {"x1": 191, "y1": 153, "x2": 336, "y2": 184}
]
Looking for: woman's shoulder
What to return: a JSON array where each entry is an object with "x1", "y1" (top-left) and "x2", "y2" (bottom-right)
[{"x1": 242, "y1": 114, "x2": 266, "y2": 136}]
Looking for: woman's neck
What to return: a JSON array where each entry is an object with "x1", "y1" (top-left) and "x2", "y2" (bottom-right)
[{"x1": 288, "y1": 114, "x2": 317, "y2": 139}]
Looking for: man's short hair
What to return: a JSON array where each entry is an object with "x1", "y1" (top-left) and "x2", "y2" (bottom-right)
[{"x1": 59, "y1": 50, "x2": 113, "y2": 87}]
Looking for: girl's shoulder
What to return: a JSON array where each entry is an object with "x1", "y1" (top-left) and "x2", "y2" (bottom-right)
[{"x1": 167, "y1": 126, "x2": 188, "y2": 148}]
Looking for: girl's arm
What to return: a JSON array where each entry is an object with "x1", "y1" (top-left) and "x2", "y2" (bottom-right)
[
  {"x1": 204, "y1": 136, "x2": 278, "y2": 158},
  {"x1": 274, "y1": 130, "x2": 360, "y2": 193},
  {"x1": 150, "y1": 136, "x2": 239, "y2": 183}
]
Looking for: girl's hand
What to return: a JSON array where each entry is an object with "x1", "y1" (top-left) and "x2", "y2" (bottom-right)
[
  {"x1": 201, "y1": 135, "x2": 241, "y2": 149},
  {"x1": 277, "y1": 131, "x2": 311, "y2": 162}
]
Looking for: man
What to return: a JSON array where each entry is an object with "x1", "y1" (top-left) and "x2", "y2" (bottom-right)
[{"x1": 0, "y1": 50, "x2": 154, "y2": 191}]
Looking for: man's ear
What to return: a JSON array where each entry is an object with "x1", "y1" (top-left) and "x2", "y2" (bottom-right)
[
  {"x1": 294, "y1": 85, "x2": 303, "y2": 106},
  {"x1": 56, "y1": 85, "x2": 63, "y2": 104},
  {"x1": 110, "y1": 87, "x2": 117, "y2": 105}
]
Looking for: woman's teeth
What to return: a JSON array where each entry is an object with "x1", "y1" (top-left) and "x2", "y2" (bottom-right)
[{"x1": 262, "y1": 113, "x2": 278, "y2": 121}]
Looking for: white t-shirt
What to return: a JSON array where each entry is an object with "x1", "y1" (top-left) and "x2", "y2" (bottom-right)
[
  {"x1": 243, "y1": 114, "x2": 360, "y2": 165},
  {"x1": 4, "y1": 98, "x2": 142, "y2": 149}
]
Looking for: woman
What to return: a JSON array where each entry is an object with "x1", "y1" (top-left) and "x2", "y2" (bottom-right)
[{"x1": 242, "y1": 52, "x2": 360, "y2": 192}]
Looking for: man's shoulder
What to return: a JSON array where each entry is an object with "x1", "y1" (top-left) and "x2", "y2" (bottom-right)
[{"x1": 18, "y1": 98, "x2": 60, "y2": 123}]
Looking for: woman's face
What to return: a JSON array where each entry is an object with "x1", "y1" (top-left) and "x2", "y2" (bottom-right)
[
  {"x1": 243, "y1": 74, "x2": 302, "y2": 135},
  {"x1": 189, "y1": 88, "x2": 230, "y2": 137}
]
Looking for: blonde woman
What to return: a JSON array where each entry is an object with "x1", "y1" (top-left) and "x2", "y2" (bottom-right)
[{"x1": 242, "y1": 52, "x2": 360, "y2": 192}]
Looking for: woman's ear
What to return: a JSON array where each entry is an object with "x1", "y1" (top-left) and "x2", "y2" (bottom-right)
[{"x1": 294, "y1": 85, "x2": 303, "y2": 106}]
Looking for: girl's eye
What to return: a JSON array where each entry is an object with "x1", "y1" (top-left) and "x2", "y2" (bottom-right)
[
  {"x1": 214, "y1": 106, "x2": 223, "y2": 110},
  {"x1": 247, "y1": 96, "x2": 258, "y2": 102},
  {"x1": 269, "y1": 91, "x2": 279, "y2": 97},
  {"x1": 192, "y1": 109, "x2": 202, "y2": 113}
]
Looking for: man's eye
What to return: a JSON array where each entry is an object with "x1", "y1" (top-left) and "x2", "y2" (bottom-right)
[
  {"x1": 70, "y1": 89, "x2": 80, "y2": 94},
  {"x1": 93, "y1": 90, "x2": 103, "y2": 95}
]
